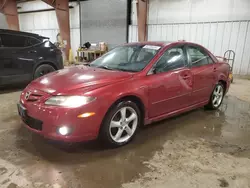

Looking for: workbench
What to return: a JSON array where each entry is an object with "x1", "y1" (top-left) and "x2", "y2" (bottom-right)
[{"x1": 76, "y1": 49, "x2": 107, "y2": 63}]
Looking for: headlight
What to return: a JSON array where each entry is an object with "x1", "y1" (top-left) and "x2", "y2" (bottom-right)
[{"x1": 45, "y1": 96, "x2": 95, "y2": 108}]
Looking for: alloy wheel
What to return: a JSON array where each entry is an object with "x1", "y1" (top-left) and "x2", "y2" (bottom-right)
[
  {"x1": 212, "y1": 85, "x2": 224, "y2": 108},
  {"x1": 109, "y1": 106, "x2": 138, "y2": 143},
  {"x1": 38, "y1": 68, "x2": 53, "y2": 77}
]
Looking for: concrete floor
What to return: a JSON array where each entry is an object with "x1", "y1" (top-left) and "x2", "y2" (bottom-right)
[{"x1": 0, "y1": 79, "x2": 250, "y2": 188}]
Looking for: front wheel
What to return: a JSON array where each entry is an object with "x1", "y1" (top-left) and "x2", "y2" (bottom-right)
[
  {"x1": 205, "y1": 83, "x2": 225, "y2": 110},
  {"x1": 100, "y1": 101, "x2": 141, "y2": 147},
  {"x1": 33, "y1": 64, "x2": 56, "y2": 79}
]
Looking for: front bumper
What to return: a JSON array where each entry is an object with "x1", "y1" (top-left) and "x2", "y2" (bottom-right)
[{"x1": 18, "y1": 91, "x2": 104, "y2": 143}]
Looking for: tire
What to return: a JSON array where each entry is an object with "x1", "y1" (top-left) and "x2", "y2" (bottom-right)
[
  {"x1": 33, "y1": 64, "x2": 56, "y2": 79},
  {"x1": 100, "y1": 101, "x2": 141, "y2": 147},
  {"x1": 205, "y1": 82, "x2": 225, "y2": 110}
]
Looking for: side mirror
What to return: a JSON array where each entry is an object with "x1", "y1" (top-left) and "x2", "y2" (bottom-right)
[
  {"x1": 152, "y1": 68, "x2": 157, "y2": 74},
  {"x1": 147, "y1": 67, "x2": 157, "y2": 75}
]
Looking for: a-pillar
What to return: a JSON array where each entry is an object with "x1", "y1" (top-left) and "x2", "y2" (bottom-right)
[
  {"x1": 0, "y1": 0, "x2": 20, "y2": 31},
  {"x1": 137, "y1": 0, "x2": 148, "y2": 42}
]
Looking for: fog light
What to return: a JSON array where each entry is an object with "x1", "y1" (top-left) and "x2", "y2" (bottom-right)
[{"x1": 58, "y1": 126, "x2": 71, "y2": 136}]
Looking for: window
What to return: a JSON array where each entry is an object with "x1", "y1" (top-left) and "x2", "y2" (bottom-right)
[
  {"x1": 0, "y1": 34, "x2": 39, "y2": 48},
  {"x1": 133, "y1": 48, "x2": 158, "y2": 62},
  {"x1": 187, "y1": 46, "x2": 213, "y2": 67},
  {"x1": 154, "y1": 46, "x2": 186, "y2": 73},
  {"x1": 1, "y1": 34, "x2": 26, "y2": 47},
  {"x1": 90, "y1": 45, "x2": 161, "y2": 72},
  {"x1": 24, "y1": 37, "x2": 40, "y2": 46}
]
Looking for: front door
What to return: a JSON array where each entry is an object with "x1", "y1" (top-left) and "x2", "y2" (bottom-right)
[
  {"x1": 147, "y1": 45, "x2": 193, "y2": 118},
  {"x1": 186, "y1": 45, "x2": 216, "y2": 104}
]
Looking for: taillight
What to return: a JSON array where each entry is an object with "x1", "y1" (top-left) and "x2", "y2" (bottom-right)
[{"x1": 56, "y1": 48, "x2": 62, "y2": 55}]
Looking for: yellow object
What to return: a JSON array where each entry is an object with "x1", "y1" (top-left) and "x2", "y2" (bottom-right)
[
  {"x1": 77, "y1": 112, "x2": 96, "y2": 118},
  {"x1": 229, "y1": 73, "x2": 233, "y2": 80},
  {"x1": 69, "y1": 48, "x2": 74, "y2": 64}
]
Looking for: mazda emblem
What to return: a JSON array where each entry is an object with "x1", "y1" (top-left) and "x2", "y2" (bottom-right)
[{"x1": 25, "y1": 91, "x2": 31, "y2": 100}]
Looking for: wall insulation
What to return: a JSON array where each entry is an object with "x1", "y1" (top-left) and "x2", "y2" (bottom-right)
[
  {"x1": 0, "y1": 13, "x2": 8, "y2": 29},
  {"x1": 129, "y1": 0, "x2": 250, "y2": 75}
]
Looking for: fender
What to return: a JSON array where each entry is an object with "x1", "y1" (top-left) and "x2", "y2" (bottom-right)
[{"x1": 94, "y1": 77, "x2": 150, "y2": 123}]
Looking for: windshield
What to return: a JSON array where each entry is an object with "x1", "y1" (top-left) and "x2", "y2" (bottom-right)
[{"x1": 90, "y1": 44, "x2": 161, "y2": 72}]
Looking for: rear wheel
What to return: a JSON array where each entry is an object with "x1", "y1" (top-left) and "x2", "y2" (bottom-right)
[
  {"x1": 33, "y1": 64, "x2": 55, "y2": 79},
  {"x1": 205, "y1": 83, "x2": 225, "y2": 110},
  {"x1": 100, "y1": 101, "x2": 141, "y2": 147}
]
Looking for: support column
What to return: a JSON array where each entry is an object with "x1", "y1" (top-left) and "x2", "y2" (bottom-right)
[
  {"x1": 42, "y1": 0, "x2": 71, "y2": 61},
  {"x1": 0, "y1": 0, "x2": 20, "y2": 31},
  {"x1": 55, "y1": 0, "x2": 71, "y2": 61},
  {"x1": 137, "y1": 0, "x2": 148, "y2": 42}
]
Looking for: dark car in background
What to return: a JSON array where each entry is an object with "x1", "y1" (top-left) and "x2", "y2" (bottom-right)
[{"x1": 0, "y1": 29, "x2": 63, "y2": 86}]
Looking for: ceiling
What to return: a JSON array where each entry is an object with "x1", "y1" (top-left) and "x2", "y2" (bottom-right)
[{"x1": 16, "y1": 0, "x2": 89, "y2": 3}]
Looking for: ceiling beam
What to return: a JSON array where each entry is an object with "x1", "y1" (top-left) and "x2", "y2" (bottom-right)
[
  {"x1": 43, "y1": 0, "x2": 71, "y2": 62},
  {"x1": 41, "y1": 0, "x2": 56, "y2": 7},
  {"x1": 0, "y1": 0, "x2": 20, "y2": 31}
]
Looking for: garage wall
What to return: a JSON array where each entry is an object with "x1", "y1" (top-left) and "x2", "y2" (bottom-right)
[
  {"x1": 80, "y1": 0, "x2": 128, "y2": 48},
  {"x1": 0, "y1": 13, "x2": 8, "y2": 29},
  {"x1": 129, "y1": 0, "x2": 250, "y2": 75},
  {"x1": 18, "y1": 0, "x2": 80, "y2": 56}
]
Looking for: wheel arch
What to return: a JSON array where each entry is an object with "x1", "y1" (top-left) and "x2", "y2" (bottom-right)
[
  {"x1": 32, "y1": 61, "x2": 59, "y2": 79},
  {"x1": 112, "y1": 95, "x2": 145, "y2": 123},
  {"x1": 218, "y1": 80, "x2": 227, "y2": 94},
  {"x1": 217, "y1": 72, "x2": 228, "y2": 93},
  {"x1": 100, "y1": 94, "x2": 146, "y2": 133}
]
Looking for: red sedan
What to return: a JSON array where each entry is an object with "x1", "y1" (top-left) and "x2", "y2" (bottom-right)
[{"x1": 18, "y1": 41, "x2": 231, "y2": 147}]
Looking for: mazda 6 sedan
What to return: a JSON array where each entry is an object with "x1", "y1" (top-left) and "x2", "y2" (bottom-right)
[{"x1": 18, "y1": 41, "x2": 231, "y2": 147}]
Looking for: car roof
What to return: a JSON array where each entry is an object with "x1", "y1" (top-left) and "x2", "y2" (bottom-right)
[
  {"x1": 0, "y1": 29, "x2": 49, "y2": 39},
  {"x1": 126, "y1": 41, "x2": 204, "y2": 47}
]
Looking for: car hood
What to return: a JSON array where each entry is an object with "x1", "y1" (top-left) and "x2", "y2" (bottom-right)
[{"x1": 29, "y1": 66, "x2": 134, "y2": 95}]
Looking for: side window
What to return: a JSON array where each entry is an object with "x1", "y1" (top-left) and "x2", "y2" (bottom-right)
[
  {"x1": 24, "y1": 37, "x2": 40, "y2": 47},
  {"x1": 154, "y1": 46, "x2": 186, "y2": 73},
  {"x1": 136, "y1": 48, "x2": 157, "y2": 62},
  {"x1": 0, "y1": 35, "x2": 2, "y2": 47},
  {"x1": 1, "y1": 34, "x2": 26, "y2": 48},
  {"x1": 187, "y1": 46, "x2": 213, "y2": 67}
]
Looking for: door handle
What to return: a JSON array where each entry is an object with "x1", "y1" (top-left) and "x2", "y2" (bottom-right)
[
  {"x1": 182, "y1": 75, "x2": 190, "y2": 80},
  {"x1": 28, "y1": 50, "x2": 37, "y2": 53},
  {"x1": 213, "y1": 67, "x2": 217, "y2": 72}
]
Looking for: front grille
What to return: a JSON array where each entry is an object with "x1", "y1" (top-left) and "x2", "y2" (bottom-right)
[
  {"x1": 23, "y1": 115, "x2": 43, "y2": 131},
  {"x1": 26, "y1": 92, "x2": 43, "y2": 102}
]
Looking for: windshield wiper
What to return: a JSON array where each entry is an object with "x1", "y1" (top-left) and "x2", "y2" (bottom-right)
[
  {"x1": 116, "y1": 68, "x2": 138, "y2": 72},
  {"x1": 96, "y1": 65, "x2": 114, "y2": 70},
  {"x1": 83, "y1": 63, "x2": 90, "y2": 66}
]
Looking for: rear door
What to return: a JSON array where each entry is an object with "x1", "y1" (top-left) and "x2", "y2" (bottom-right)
[
  {"x1": 147, "y1": 45, "x2": 193, "y2": 118},
  {"x1": 186, "y1": 45, "x2": 216, "y2": 104},
  {"x1": 0, "y1": 33, "x2": 16, "y2": 85},
  {"x1": 0, "y1": 33, "x2": 40, "y2": 85}
]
